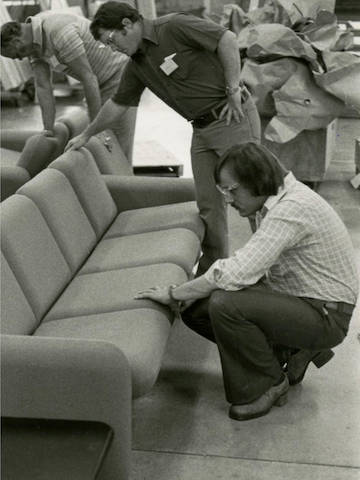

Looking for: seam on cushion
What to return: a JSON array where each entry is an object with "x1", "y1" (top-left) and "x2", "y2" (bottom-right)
[
  {"x1": 17, "y1": 170, "x2": 100, "y2": 273},
  {"x1": 17, "y1": 192, "x2": 74, "y2": 273},
  {"x1": 2, "y1": 195, "x2": 77, "y2": 325},
  {"x1": 76, "y1": 261, "x2": 189, "y2": 278},
  {"x1": 1, "y1": 249, "x2": 40, "y2": 333},
  {"x1": 48, "y1": 160, "x2": 115, "y2": 238},
  {"x1": 42, "y1": 304, "x2": 173, "y2": 325}
]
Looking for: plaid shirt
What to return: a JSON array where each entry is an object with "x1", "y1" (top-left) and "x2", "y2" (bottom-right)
[{"x1": 205, "y1": 173, "x2": 359, "y2": 305}]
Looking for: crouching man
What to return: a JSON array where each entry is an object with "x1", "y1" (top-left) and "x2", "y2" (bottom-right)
[{"x1": 136, "y1": 142, "x2": 358, "y2": 421}]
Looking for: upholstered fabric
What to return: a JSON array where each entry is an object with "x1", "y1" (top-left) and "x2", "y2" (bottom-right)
[
  {"x1": 1, "y1": 195, "x2": 71, "y2": 321},
  {"x1": 0, "y1": 165, "x2": 30, "y2": 201},
  {"x1": 0, "y1": 148, "x2": 20, "y2": 166},
  {"x1": 105, "y1": 201, "x2": 205, "y2": 240},
  {"x1": 17, "y1": 134, "x2": 58, "y2": 177},
  {"x1": 35, "y1": 308, "x2": 171, "y2": 397},
  {"x1": 57, "y1": 108, "x2": 89, "y2": 138},
  {"x1": 45, "y1": 263, "x2": 187, "y2": 322},
  {"x1": 18, "y1": 169, "x2": 97, "y2": 274},
  {"x1": 84, "y1": 130, "x2": 133, "y2": 176},
  {"x1": 49, "y1": 150, "x2": 117, "y2": 239},
  {"x1": 81, "y1": 228, "x2": 200, "y2": 276},
  {"x1": 1, "y1": 253, "x2": 38, "y2": 335}
]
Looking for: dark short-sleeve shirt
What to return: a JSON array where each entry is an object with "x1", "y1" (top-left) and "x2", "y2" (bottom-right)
[{"x1": 112, "y1": 13, "x2": 228, "y2": 120}]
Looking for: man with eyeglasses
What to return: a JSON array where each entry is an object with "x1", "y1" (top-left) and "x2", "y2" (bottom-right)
[
  {"x1": 0, "y1": 11, "x2": 137, "y2": 161},
  {"x1": 65, "y1": 1, "x2": 261, "y2": 275},
  {"x1": 136, "y1": 142, "x2": 358, "y2": 421}
]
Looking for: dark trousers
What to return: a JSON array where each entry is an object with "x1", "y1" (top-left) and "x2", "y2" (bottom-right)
[{"x1": 182, "y1": 285, "x2": 350, "y2": 405}]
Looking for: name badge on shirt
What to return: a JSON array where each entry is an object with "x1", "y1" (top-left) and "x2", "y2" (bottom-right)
[{"x1": 159, "y1": 53, "x2": 178, "y2": 76}]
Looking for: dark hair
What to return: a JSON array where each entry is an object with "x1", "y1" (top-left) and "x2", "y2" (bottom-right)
[
  {"x1": 1, "y1": 21, "x2": 21, "y2": 48},
  {"x1": 90, "y1": 1, "x2": 142, "y2": 40},
  {"x1": 215, "y1": 142, "x2": 286, "y2": 196}
]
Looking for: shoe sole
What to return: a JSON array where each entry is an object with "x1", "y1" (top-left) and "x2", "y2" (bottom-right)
[
  {"x1": 288, "y1": 349, "x2": 334, "y2": 386},
  {"x1": 229, "y1": 393, "x2": 288, "y2": 421}
]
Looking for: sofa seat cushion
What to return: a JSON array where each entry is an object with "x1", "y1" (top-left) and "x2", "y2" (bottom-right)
[
  {"x1": 104, "y1": 201, "x2": 205, "y2": 241},
  {"x1": 35, "y1": 308, "x2": 171, "y2": 397},
  {"x1": 44, "y1": 263, "x2": 188, "y2": 323},
  {"x1": 81, "y1": 228, "x2": 200, "y2": 276}
]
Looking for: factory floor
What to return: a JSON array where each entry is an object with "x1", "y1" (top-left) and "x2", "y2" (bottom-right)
[{"x1": 1, "y1": 89, "x2": 360, "y2": 480}]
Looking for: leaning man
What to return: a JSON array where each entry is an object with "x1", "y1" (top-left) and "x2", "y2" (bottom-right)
[
  {"x1": 66, "y1": 1, "x2": 261, "y2": 275},
  {"x1": 136, "y1": 143, "x2": 359, "y2": 421},
  {"x1": 1, "y1": 11, "x2": 137, "y2": 161}
]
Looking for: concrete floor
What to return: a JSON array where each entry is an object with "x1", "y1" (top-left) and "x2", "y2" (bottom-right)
[{"x1": 2, "y1": 90, "x2": 360, "y2": 479}]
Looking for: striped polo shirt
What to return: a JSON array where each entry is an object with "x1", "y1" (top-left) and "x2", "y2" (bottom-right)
[{"x1": 27, "y1": 12, "x2": 128, "y2": 86}]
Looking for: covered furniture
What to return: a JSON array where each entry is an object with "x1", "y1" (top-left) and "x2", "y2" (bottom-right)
[
  {"x1": 1, "y1": 148, "x2": 204, "y2": 479},
  {"x1": 0, "y1": 109, "x2": 89, "y2": 201}
]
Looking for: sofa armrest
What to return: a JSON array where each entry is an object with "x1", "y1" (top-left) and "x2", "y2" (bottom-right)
[
  {"x1": 1, "y1": 334, "x2": 132, "y2": 480},
  {"x1": 104, "y1": 174, "x2": 196, "y2": 212}
]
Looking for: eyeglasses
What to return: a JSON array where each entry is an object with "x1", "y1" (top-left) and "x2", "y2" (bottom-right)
[
  {"x1": 216, "y1": 182, "x2": 241, "y2": 197},
  {"x1": 104, "y1": 30, "x2": 116, "y2": 46}
]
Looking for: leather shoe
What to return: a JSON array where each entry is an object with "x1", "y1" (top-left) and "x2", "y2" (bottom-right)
[
  {"x1": 229, "y1": 376, "x2": 289, "y2": 421},
  {"x1": 286, "y1": 349, "x2": 334, "y2": 386}
]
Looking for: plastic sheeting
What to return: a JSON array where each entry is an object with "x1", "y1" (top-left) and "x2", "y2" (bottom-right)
[{"x1": 222, "y1": 0, "x2": 360, "y2": 142}]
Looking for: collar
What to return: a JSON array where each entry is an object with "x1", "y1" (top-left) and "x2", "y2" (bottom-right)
[
  {"x1": 260, "y1": 172, "x2": 297, "y2": 217},
  {"x1": 25, "y1": 15, "x2": 45, "y2": 56},
  {"x1": 132, "y1": 18, "x2": 158, "y2": 58},
  {"x1": 141, "y1": 18, "x2": 159, "y2": 45}
]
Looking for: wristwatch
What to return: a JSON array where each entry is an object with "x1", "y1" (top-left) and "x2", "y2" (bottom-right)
[{"x1": 225, "y1": 85, "x2": 240, "y2": 96}]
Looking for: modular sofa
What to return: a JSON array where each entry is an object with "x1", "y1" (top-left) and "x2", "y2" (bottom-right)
[{"x1": 1, "y1": 147, "x2": 204, "y2": 480}]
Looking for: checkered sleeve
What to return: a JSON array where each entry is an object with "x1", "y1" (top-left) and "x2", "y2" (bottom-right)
[{"x1": 205, "y1": 202, "x2": 307, "y2": 290}]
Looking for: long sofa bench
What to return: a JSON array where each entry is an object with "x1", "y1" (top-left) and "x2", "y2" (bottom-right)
[{"x1": 1, "y1": 148, "x2": 204, "y2": 479}]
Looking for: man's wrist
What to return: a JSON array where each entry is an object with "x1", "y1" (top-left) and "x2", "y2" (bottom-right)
[
  {"x1": 42, "y1": 129, "x2": 54, "y2": 137},
  {"x1": 168, "y1": 284, "x2": 182, "y2": 312},
  {"x1": 225, "y1": 85, "x2": 240, "y2": 96}
]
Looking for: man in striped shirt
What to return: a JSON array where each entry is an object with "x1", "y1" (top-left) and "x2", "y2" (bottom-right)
[
  {"x1": 0, "y1": 12, "x2": 136, "y2": 160},
  {"x1": 136, "y1": 142, "x2": 359, "y2": 421}
]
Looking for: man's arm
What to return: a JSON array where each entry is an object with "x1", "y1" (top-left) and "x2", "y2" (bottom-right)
[
  {"x1": 134, "y1": 275, "x2": 216, "y2": 307},
  {"x1": 32, "y1": 60, "x2": 56, "y2": 134},
  {"x1": 217, "y1": 30, "x2": 244, "y2": 125},
  {"x1": 66, "y1": 55, "x2": 102, "y2": 121},
  {"x1": 65, "y1": 99, "x2": 128, "y2": 151}
]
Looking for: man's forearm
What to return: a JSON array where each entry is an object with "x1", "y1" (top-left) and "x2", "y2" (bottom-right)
[
  {"x1": 83, "y1": 98, "x2": 128, "y2": 138},
  {"x1": 217, "y1": 30, "x2": 241, "y2": 89},
  {"x1": 172, "y1": 275, "x2": 216, "y2": 302},
  {"x1": 82, "y1": 74, "x2": 102, "y2": 121},
  {"x1": 36, "y1": 85, "x2": 56, "y2": 131}
]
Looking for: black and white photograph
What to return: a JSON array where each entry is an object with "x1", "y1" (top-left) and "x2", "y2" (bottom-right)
[{"x1": 1, "y1": 0, "x2": 359, "y2": 479}]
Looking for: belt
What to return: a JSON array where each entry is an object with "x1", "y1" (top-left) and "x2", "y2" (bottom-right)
[
  {"x1": 324, "y1": 301, "x2": 355, "y2": 315},
  {"x1": 191, "y1": 102, "x2": 226, "y2": 129}
]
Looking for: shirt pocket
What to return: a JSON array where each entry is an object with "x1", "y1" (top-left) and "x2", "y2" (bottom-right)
[{"x1": 165, "y1": 51, "x2": 190, "y2": 80}]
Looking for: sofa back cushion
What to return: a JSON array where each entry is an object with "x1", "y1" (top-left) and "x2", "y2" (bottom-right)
[
  {"x1": 1, "y1": 195, "x2": 72, "y2": 322},
  {"x1": 84, "y1": 131, "x2": 133, "y2": 176},
  {"x1": 49, "y1": 149, "x2": 117, "y2": 239},
  {"x1": 17, "y1": 134, "x2": 57, "y2": 177},
  {"x1": 1, "y1": 253, "x2": 38, "y2": 335},
  {"x1": 18, "y1": 169, "x2": 97, "y2": 274}
]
